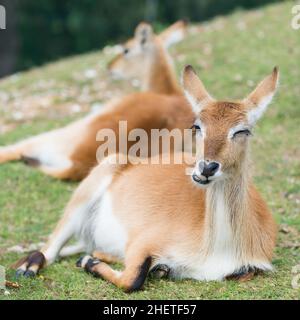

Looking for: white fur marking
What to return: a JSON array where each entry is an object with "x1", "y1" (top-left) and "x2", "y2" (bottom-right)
[
  {"x1": 195, "y1": 185, "x2": 237, "y2": 280},
  {"x1": 59, "y1": 242, "x2": 85, "y2": 257},
  {"x1": 43, "y1": 175, "x2": 114, "y2": 265},
  {"x1": 93, "y1": 192, "x2": 127, "y2": 259},
  {"x1": 159, "y1": 183, "x2": 273, "y2": 281},
  {"x1": 184, "y1": 90, "x2": 203, "y2": 114},
  {"x1": 247, "y1": 93, "x2": 274, "y2": 125},
  {"x1": 163, "y1": 29, "x2": 185, "y2": 48},
  {"x1": 81, "y1": 255, "x2": 93, "y2": 267}
]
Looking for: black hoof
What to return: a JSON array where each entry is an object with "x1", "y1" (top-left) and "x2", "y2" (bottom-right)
[
  {"x1": 23, "y1": 270, "x2": 36, "y2": 278},
  {"x1": 21, "y1": 156, "x2": 40, "y2": 167},
  {"x1": 15, "y1": 269, "x2": 25, "y2": 278},
  {"x1": 150, "y1": 264, "x2": 170, "y2": 279},
  {"x1": 16, "y1": 268, "x2": 37, "y2": 278},
  {"x1": 76, "y1": 255, "x2": 101, "y2": 278},
  {"x1": 226, "y1": 266, "x2": 261, "y2": 281},
  {"x1": 85, "y1": 258, "x2": 101, "y2": 275},
  {"x1": 14, "y1": 251, "x2": 45, "y2": 278},
  {"x1": 76, "y1": 256, "x2": 84, "y2": 268}
]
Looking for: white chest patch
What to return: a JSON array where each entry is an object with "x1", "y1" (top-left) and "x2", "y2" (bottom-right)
[
  {"x1": 93, "y1": 192, "x2": 127, "y2": 259},
  {"x1": 161, "y1": 188, "x2": 241, "y2": 281},
  {"x1": 192, "y1": 191, "x2": 238, "y2": 280},
  {"x1": 170, "y1": 187, "x2": 272, "y2": 281}
]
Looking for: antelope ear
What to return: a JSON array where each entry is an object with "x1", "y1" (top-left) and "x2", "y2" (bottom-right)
[
  {"x1": 159, "y1": 20, "x2": 188, "y2": 48},
  {"x1": 182, "y1": 65, "x2": 213, "y2": 114},
  {"x1": 244, "y1": 67, "x2": 279, "y2": 125},
  {"x1": 134, "y1": 22, "x2": 154, "y2": 46}
]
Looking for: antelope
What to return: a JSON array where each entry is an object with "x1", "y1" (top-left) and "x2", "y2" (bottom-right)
[
  {"x1": 0, "y1": 21, "x2": 191, "y2": 181},
  {"x1": 14, "y1": 66, "x2": 279, "y2": 292},
  {"x1": 108, "y1": 20, "x2": 186, "y2": 94}
]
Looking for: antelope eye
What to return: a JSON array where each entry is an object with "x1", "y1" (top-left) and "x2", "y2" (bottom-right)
[
  {"x1": 123, "y1": 48, "x2": 129, "y2": 55},
  {"x1": 191, "y1": 124, "x2": 201, "y2": 133},
  {"x1": 233, "y1": 129, "x2": 251, "y2": 138}
]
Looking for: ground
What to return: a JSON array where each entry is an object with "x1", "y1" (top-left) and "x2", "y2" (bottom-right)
[{"x1": 0, "y1": 1, "x2": 299, "y2": 299}]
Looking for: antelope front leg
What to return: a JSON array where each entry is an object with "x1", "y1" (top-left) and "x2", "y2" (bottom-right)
[
  {"x1": 0, "y1": 145, "x2": 25, "y2": 163},
  {"x1": 90, "y1": 251, "x2": 170, "y2": 279},
  {"x1": 14, "y1": 209, "x2": 79, "y2": 277},
  {"x1": 91, "y1": 251, "x2": 122, "y2": 264},
  {"x1": 77, "y1": 243, "x2": 153, "y2": 292},
  {"x1": 14, "y1": 182, "x2": 93, "y2": 277},
  {"x1": 14, "y1": 163, "x2": 112, "y2": 277}
]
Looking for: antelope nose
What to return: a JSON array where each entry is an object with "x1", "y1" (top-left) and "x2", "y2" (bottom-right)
[{"x1": 200, "y1": 161, "x2": 220, "y2": 178}]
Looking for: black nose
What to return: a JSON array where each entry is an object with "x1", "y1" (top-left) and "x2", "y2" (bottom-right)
[{"x1": 201, "y1": 162, "x2": 220, "y2": 178}]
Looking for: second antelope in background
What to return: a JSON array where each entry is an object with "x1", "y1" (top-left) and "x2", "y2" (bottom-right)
[
  {"x1": 108, "y1": 20, "x2": 187, "y2": 94},
  {"x1": 15, "y1": 66, "x2": 279, "y2": 292},
  {"x1": 0, "y1": 21, "x2": 192, "y2": 181}
]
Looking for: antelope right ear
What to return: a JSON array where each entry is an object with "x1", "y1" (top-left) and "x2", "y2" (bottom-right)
[
  {"x1": 159, "y1": 20, "x2": 188, "y2": 48},
  {"x1": 244, "y1": 67, "x2": 279, "y2": 126},
  {"x1": 134, "y1": 22, "x2": 154, "y2": 46},
  {"x1": 182, "y1": 65, "x2": 213, "y2": 114}
]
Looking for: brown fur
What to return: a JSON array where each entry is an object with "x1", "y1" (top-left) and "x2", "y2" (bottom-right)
[
  {"x1": 67, "y1": 94, "x2": 194, "y2": 180},
  {"x1": 14, "y1": 67, "x2": 279, "y2": 292},
  {"x1": 82, "y1": 67, "x2": 278, "y2": 289},
  {"x1": 72, "y1": 155, "x2": 275, "y2": 291},
  {"x1": 92, "y1": 251, "x2": 121, "y2": 264},
  {"x1": 77, "y1": 23, "x2": 190, "y2": 178}
]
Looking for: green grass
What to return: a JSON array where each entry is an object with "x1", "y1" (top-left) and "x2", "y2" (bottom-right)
[{"x1": 0, "y1": 1, "x2": 300, "y2": 299}]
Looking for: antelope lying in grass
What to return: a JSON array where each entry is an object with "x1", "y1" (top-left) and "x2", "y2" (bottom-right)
[
  {"x1": 0, "y1": 21, "x2": 191, "y2": 181},
  {"x1": 15, "y1": 66, "x2": 279, "y2": 292}
]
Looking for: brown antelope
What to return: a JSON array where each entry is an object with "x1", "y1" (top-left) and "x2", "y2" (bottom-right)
[
  {"x1": 15, "y1": 66, "x2": 279, "y2": 292},
  {"x1": 0, "y1": 21, "x2": 191, "y2": 181},
  {"x1": 108, "y1": 20, "x2": 186, "y2": 94}
]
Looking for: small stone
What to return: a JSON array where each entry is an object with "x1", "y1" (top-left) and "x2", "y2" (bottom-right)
[
  {"x1": 247, "y1": 80, "x2": 255, "y2": 87},
  {"x1": 7, "y1": 245, "x2": 24, "y2": 253},
  {"x1": 84, "y1": 69, "x2": 97, "y2": 79},
  {"x1": 12, "y1": 112, "x2": 24, "y2": 121},
  {"x1": 70, "y1": 104, "x2": 82, "y2": 113},
  {"x1": 131, "y1": 79, "x2": 141, "y2": 88}
]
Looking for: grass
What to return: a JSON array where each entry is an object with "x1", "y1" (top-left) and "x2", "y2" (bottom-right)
[{"x1": 0, "y1": 1, "x2": 300, "y2": 299}]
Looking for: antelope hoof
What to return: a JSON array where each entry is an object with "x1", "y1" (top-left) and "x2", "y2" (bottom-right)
[
  {"x1": 15, "y1": 251, "x2": 46, "y2": 278},
  {"x1": 76, "y1": 255, "x2": 102, "y2": 278},
  {"x1": 150, "y1": 264, "x2": 170, "y2": 279},
  {"x1": 21, "y1": 156, "x2": 40, "y2": 167},
  {"x1": 226, "y1": 266, "x2": 259, "y2": 282}
]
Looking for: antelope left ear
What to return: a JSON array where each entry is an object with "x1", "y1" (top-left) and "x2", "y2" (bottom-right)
[
  {"x1": 159, "y1": 20, "x2": 188, "y2": 48},
  {"x1": 134, "y1": 22, "x2": 154, "y2": 47},
  {"x1": 244, "y1": 67, "x2": 279, "y2": 126},
  {"x1": 181, "y1": 65, "x2": 214, "y2": 114}
]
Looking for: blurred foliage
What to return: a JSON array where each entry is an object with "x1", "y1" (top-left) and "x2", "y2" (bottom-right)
[{"x1": 14, "y1": 0, "x2": 282, "y2": 71}]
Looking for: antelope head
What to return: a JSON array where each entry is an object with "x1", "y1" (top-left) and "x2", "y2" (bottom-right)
[
  {"x1": 107, "y1": 20, "x2": 187, "y2": 80},
  {"x1": 182, "y1": 65, "x2": 279, "y2": 187}
]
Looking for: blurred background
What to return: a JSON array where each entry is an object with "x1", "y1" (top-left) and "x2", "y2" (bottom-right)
[{"x1": 0, "y1": 0, "x2": 281, "y2": 78}]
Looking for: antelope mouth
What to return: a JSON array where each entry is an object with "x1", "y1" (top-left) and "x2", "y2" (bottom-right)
[{"x1": 192, "y1": 174, "x2": 211, "y2": 185}]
